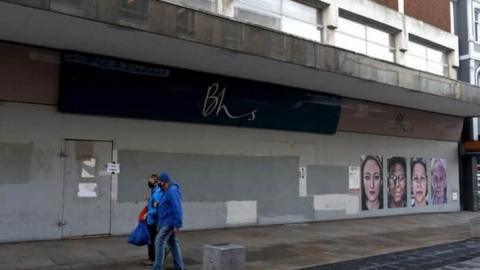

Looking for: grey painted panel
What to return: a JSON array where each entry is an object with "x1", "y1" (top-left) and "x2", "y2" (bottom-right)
[
  {"x1": 183, "y1": 202, "x2": 227, "y2": 230},
  {"x1": 110, "y1": 202, "x2": 145, "y2": 236},
  {"x1": 306, "y1": 165, "x2": 348, "y2": 194},
  {"x1": 0, "y1": 143, "x2": 32, "y2": 184},
  {"x1": 314, "y1": 210, "x2": 347, "y2": 220},
  {"x1": 258, "y1": 215, "x2": 307, "y2": 225},
  {"x1": 118, "y1": 150, "x2": 299, "y2": 203},
  {"x1": 258, "y1": 196, "x2": 314, "y2": 220},
  {"x1": 0, "y1": 104, "x2": 64, "y2": 243}
]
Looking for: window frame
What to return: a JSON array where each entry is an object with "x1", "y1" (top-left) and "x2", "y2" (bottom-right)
[
  {"x1": 335, "y1": 14, "x2": 396, "y2": 62},
  {"x1": 474, "y1": 6, "x2": 480, "y2": 43},
  {"x1": 163, "y1": 0, "x2": 217, "y2": 13},
  {"x1": 475, "y1": 66, "x2": 480, "y2": 86},
  {"x1": 228, "y1": 0, "x2": 324, "y2": 42},
  {"x1": 405, "y1": 37, "x2": 449, "y2": 76},
  {"x1": 233, "y1": 6, "x2": 282, "y2": 30}
]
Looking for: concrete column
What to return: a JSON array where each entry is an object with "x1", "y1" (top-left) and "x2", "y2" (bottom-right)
[
  {"x1": 216, "y1": 0, "x2": 223, "y2": 14},
  {"x1": 469, "y1": 59, "x2": 476, "y2": 84},
  {"x1": 467, "y1": 0, "x2": 475, "y2": 51},
  {"x1": 398, "y1": 0, "x2": 404, "y2": 13},
  {"x1": 322, "y1": 2, "x2": 338, "y2": 46},
  {"x1": 450, "y1": 0, "x2": 455, "y2": 34},
  {"x1": 470, "y1": 56, "x2": 479, "y2": 141},
  {"x1": 220, "y1": 0, "x2": 233, "y2": 17},
  {"x1": 472, "y1": 118, "x2": 479, "y2": 141},
  {"x1": 395, "y1": 15, "x2": 408, "y2": 66},
  {"x1": 394, "y1": 32, "x2": 407, "y2": 65},
  {"x1": 447, "y1": 64, "x2": 458, "y2": 79},
  {"x1": 447, "y1": 40, "x2": 460, "y2": 79}
]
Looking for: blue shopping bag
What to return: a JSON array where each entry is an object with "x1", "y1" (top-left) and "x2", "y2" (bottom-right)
[{"x1": 128, "y1": 221, "x2": 150, "y2": 246}]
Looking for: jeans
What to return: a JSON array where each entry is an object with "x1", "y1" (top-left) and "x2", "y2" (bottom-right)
[
  {"x1": 147, "y1": 224, "x2": 157, "y2": 261},
  {"x1": 153, "y1": 226, "x2": 184, "y2": 270}
]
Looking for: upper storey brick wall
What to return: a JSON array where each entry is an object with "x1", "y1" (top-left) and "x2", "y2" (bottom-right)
[
  {"x1": 405, "y1": 0, "x2": 451, "y2": 32},
  {"x1": 370, "y1": 0, "x2": 398, "y2": 10}
]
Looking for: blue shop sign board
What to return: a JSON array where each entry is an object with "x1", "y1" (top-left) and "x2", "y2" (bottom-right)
[{"x1": 59, "y1": 53, "x2": 341, "y2": 134}]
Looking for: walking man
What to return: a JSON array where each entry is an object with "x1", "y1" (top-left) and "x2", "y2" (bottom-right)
[
  {"x1": 153, "y1": 172, "x2": 185, "y2": 270},
  {"x1": 145, "y1": 174, "x2": 162, "y2": 266}
]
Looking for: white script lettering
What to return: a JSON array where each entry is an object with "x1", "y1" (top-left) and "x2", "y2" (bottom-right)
[{"x1": 202, "y1": 83, "x2": 257, "y2": 121}]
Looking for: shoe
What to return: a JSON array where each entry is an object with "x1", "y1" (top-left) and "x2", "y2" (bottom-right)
[{"x1": 142, "y1": 260, "x2": 154, "y2": 266}]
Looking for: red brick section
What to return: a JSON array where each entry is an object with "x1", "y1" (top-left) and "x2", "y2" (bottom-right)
[
  {"x1": 370, "y1": 0, "x2": 398, "y2": 11},
  {"x1": 405, "y1": 0, "x2": 450, "y2": 32}
]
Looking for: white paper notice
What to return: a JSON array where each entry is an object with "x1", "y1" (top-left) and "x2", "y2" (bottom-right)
[
  {"x1": 78, "y1": 183, "x2": 97, "y2": 197},
  {"x1": 83, "y1": 158, "x2": 96, "y2": 167},
  {"x1": 81, "y1": 168, "x2": 95, "y2": 178},
  {"x1": 299, "y1": 166, "x2": 307, "y2": 197},
  {"x1": 81, "y1": 158, "x2": 96, "y2": 178},
  {"x1": 348, "y1": 166, "x2": 360, "y2": 191},
  {"x1": 107, "y1": 162, "x2": 120, "y2": 174},
  {"x1": 452, "y1": 192, "x2": 458, "y2": 201}
]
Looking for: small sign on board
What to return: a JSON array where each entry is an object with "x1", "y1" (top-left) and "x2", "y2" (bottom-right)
[{"x1": 107, "y1": 162, "x2": 120, "y2": 174}]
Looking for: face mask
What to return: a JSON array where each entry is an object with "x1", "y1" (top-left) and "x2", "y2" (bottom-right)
[{"x1": 148, "y1": 182, "x2": 155, "y2": 189}]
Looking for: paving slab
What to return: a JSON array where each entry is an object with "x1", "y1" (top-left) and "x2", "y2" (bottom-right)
[
  {"x1": 1, "y1": 212, "x2": 479, "y2": 270},
  {"x1": 300, "y1": 239, "x2": 480, "y2": 270}
]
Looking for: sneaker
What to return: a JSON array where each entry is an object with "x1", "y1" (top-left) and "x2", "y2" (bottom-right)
[{"x1": 142, "y1": 260, "x2": 154, "y2": 266}]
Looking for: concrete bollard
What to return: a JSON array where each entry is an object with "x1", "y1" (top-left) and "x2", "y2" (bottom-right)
[
  {"x1": 471, "y1": 217, "x2": 480, "y2": 238},
  {"x1": 203, "y1": 243, "x2": 246, "y2": 270}
]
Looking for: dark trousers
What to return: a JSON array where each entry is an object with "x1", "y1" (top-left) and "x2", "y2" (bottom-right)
[{"x1": 148, "y1": 224, "x2": 158, "y2": 261}]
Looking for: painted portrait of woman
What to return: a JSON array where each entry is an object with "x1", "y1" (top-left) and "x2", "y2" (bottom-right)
[
  {"x1": 361, "y1": 155, "x2": 383, "y2": 210},
  {"x1": 411, "y1": 158, "x2": 428, "y2": 207},
  {"x1": 431, "y1": 158, "x2": 447, "y2": 205}
]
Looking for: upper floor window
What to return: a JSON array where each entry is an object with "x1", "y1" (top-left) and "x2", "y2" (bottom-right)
[
  {"x1": 476, "y1": 67, "x2": 480, "y2": 86},
  {"x1": 475, "y1": 8, "x2": 480, "y2": 42},
  {"x1": 228, "y1": 0, "x2": 322, "y2": 42},
  {"x1": 335, "y1": 16, "x2": 395, "y2": 62},
  {"x1": 164, "y1": 0, "x2": 216, "y2": 12},
  {"x1": 405, "y1": 39, "x2": 448, "y2": 76},
  {"x1": 232, "y1": 0, "x2": 281, "y2": 29}
]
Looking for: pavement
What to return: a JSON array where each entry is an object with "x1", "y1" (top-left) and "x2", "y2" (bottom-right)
[
  {"x1": 1, "y1": 211, "x2": 480, "y2": 270},
  {"x1": 302, "y1": 239, "x2": 480, "y2": 270}
]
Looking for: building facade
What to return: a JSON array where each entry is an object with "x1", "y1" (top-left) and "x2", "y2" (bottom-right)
[
  {"x1": 0, "y1": 0, "x2": 479, "y2": 242},
  {"x1": 456, "y1": 0, "x2": 480, "y2": 85},
  {"x1": 454, "y1": 0, "x2": 480, "y2": 211}
]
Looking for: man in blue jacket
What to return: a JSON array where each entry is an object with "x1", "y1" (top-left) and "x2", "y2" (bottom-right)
[
  {"x1": 145, "y1": 174, "x2": 162, "y2": 266},
  {"x1": 153, "y1": 172, "x2": 184, "y2": 270}
]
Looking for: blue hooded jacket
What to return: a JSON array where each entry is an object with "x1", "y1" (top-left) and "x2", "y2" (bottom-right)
[
  {"x1": 146, "y1": 185, "x2": 162, "y2": 226},
  {"x1": 157, "y1": 182, "x2": 183, "y2": 228}
]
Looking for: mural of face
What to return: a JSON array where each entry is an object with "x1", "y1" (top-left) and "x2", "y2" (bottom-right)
[
  {"x1": 388, "y1": 162, "x2": 406, "y2": 208},
  {"x1": 363, "y1": 159, "x2": 382, "y2": 209},
  {"x1": 432, "y1": 159, "x2": 447, "y2": 204},
  {"x1": 411, "y1": 162, "x2": 427, "y2": 206}
]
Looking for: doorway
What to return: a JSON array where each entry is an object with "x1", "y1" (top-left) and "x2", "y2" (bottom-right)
[{"x1": 61, "y1": 139, "x2": 113, "y2": 238}]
